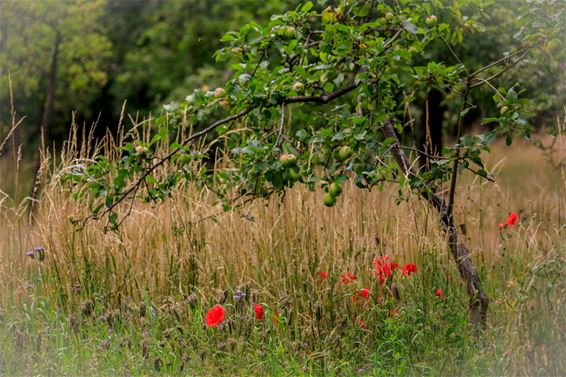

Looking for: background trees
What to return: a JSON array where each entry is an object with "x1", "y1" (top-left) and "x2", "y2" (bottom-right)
[{"x1": 0, "y1": 0, "x2": 111, "y2": 146}]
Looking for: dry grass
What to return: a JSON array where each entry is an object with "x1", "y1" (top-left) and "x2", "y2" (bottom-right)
[{"x1": 0, "y1": 117, "x2": 564, "y2": 374}]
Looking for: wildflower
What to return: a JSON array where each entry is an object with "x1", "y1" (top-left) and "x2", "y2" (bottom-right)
[
  {"x1": 233, "y1": 288, "x2": 246, "y2": 301},
  {"x1": 339, "y1": 272, "x2": 357, "y2": 285},
  {"x1": 352, "y1": 288, "x2": 371, "y2": 302},
  {"x1": 435, "y1": 288, "x2": 443, "y2": 298},
  {"x1": 401, "y1": 263, "x2": 417, "y2": 276},
  {"x1": 253, "y1": 303, "x2": 263, "y2": 320},
  {"x1": 320, "y1": 271, "x2": 328, "y2": 280},
  {"x1": 389, "y1": 308, "x2": 399, "y2": 317},
  {"x1": 499, "y1": 212, "x2": 519, "y2": 229},
  {"x1": 373, "y1": 255, "x2": 396, "y2": 284},
  {"x1": 25, "y1": 246, "x2": 45, "y2": 261},
  {"x1": 205, "y1": 305, "x2": 225, "y2": 327}
]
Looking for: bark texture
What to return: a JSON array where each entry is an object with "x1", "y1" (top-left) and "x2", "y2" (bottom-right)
[{"x1": 382, "y1": 120, "x2": 489, "y2": 328}]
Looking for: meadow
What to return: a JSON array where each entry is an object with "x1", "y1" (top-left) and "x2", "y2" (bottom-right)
[{"x1": 0, "y1": 124, "x2": 565, "y2": 376}]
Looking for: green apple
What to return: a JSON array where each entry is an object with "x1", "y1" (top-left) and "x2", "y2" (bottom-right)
[
  {"x1": 426, "y1": 15, "x2": 438, "y2": 25},
  {"x1": 288, "y1": 167, "x2": 302, "y2": 181},
  {"x1": 279, "y1": 153, "x2": 297, "y2": 167},
  {"x1": 328, "y1": 182, "x2": 342, "y2": 197},
  {"x1": 214, "y1": 87, "x2": 225, "y2": 98},
  {"x1": 336, "y1": 146, "x2": 353, "y2": 161},
  {"x1": 292, "y1": 82, "x2": 304, "y2": 92},
  {"x1": 323, "y1": 193, "x2": 336, "y2": 207}
]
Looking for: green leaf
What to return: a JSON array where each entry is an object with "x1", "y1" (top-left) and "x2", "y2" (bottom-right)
[{"x1": 301, "y1": 2, "x2": 313, "y2": 12}]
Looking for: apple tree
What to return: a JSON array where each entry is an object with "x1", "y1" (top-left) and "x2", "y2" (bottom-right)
[{"x1": 63, "y1": 0, "x2": 565, "y2": 327}]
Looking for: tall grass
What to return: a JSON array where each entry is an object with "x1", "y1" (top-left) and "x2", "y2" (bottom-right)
[{"x1": 0, "y1": 114, "x2": 564, "y2": 375}]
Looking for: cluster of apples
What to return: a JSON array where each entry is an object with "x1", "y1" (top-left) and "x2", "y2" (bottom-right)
[
  {"x1": 279, "y1": 153, "x2": 302, "y2": 182},
  {"x1": 322, "y1": 145, "x2": 353, "y2": 207}
]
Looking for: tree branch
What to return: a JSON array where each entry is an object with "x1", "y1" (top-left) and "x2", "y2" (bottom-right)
[
  {"x1": 381, "y1": 120, "x2": 489, "y2": 328},
  {"x1": 470, "y1": 44, "x2": 532, "y2": 78},
  {"x1": 86, "y1": 81, "x2": 362, "y2": 225}
]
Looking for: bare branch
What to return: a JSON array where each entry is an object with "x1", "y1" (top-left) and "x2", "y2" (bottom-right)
[
  {"x1": 470, "y1": 48, "x2": 531, "y2": 89},
  {"x1": 470, "y1": 44, "x2": 532, "y2": 78}
]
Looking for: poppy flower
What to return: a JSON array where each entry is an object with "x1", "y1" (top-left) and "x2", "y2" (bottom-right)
[
  {"x1": 373, "y1": 255, "x2": 396, "y2": 284},
  {"x1": 352, "y1": 288, "x2": 371, "y2": 302},
  {"x1": 401, "y1": 263, "x2": 417, "y2": 276},
  {"x1": 205, "y1": 305, "x2": 225, "y2": 327},
  {"x1": 499, "y1": 212, "x2": 519, "y2": 229},
  {"x1": 253, "y1": 303, "x2": 263, "y2": 320},
  {"x1": 389, "y1": 308, "x2": 399, "y2": 317},
  {"x1": 320, "y1": 271, "x2": 328, "y2": 280},
  {"x1": 435, "y1": 288, "x2": 443, "y2": 298},
  {"x1": 338, "y1": 272, "x2": 357, "y2": 285}
]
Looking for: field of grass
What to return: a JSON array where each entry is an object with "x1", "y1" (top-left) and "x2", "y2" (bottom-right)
[{"x1": 0, "y1": 128, "x2": 564, "y2": 375}]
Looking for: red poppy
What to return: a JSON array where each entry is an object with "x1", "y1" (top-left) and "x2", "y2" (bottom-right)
[
  {"x1": 401, "y1": 263, "x2": 417, "y2": 276},
  {"x1": 373, "y1": 255, "x2": 396, "y2": 284},
  {"x1": 499, "y1": 212, "x2": 519, "y2": 229},
  {"x1": 320, "y1": 271, "x2": 328, "y2": 280},
  {"x1": 253, "y1": 303, "x2": 264, "y2": 320},
  {"x1": 339, "y1": 272, "x2": 357, "y2": 285},
  {"x1": 205, "y1": 305, "x2": 225, "y2": 327},
  {"x1": 352, "y1": 287, "x2": 371, "y2": 302},
  {"x1": 435, "y1": 288, "x2": 443, "y2": 298},
  {"x1": 389, "y1": 308, "x2": 399, "y2": 317}
]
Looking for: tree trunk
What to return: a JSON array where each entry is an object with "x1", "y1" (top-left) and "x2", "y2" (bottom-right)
[
  {"x1": 28, "y1": 33, "x2": 61, "y2": 218},
  {"x1": 382, "y1": 120, "x2": 489, "y2": 328}
]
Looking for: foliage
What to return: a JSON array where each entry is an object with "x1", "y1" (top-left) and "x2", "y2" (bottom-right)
[
  {"x1": 0, "y1": 0, "x2": 111, "y2": 142},
  {"x1": 61, "y1": 0, "x2": 564, "y2": 231}
]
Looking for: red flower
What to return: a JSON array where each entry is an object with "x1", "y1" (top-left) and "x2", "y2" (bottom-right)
[
  {"x1": 499, "y1": 212, "x2": 519, "y2": 229},
  {"x1": 401, "y1": 263, "x2": 417, "y2": 276},
  {"x1": 253, "y1": 303, "x2": 263, "y2": 320},
  {"x1": 320, "y1": 271, "x2": 328, "y2": 280},
  {"x1": 373, "y1": 255, "x2": 396, "y2": 284},
  {"x1": 205, "y1": 305, "x2": 225, "y2": 327},
  {"x1": 389, "y1": 308, "x2": 399, "y2": 317},
  {"x1": 352, "y1": 288, "x2": 371, "y2": 302},
  {"x1": 339, "y1": 272, "x2": 357, "y2": 285},
  {"x1": 435, "y1": 288, "x2": 443, "y2": 298}
]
